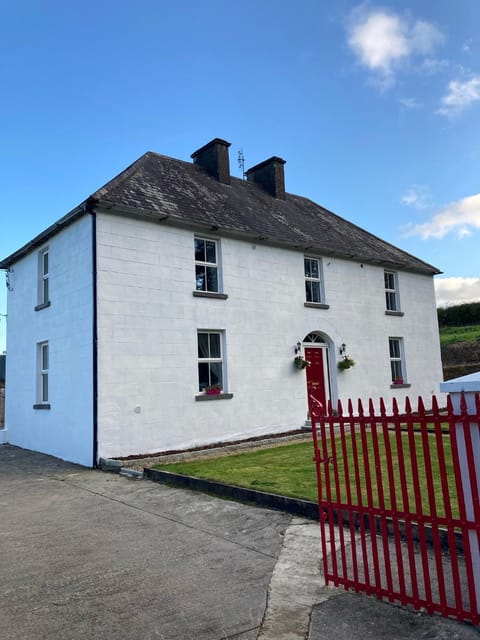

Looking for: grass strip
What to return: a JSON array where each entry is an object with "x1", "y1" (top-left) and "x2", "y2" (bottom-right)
[{"x1": 154, "y1": 442, "x2": 319, "y2": 502}]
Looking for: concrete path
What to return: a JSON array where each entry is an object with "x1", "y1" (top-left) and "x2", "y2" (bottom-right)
[
  {"x1": 261, "y1": 518, "x2": 480, "y2": 640},
  {"x1": 0, "y1": 445, "x2": 290, "y2": 639},
  {"x1": 257, "y1": 518, "x2": 328, "y2": 639}
]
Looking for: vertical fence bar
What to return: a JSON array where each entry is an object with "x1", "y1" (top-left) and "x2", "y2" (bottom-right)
[
  {"x1": 431, "y1": 395, "x2": 463, "y2": 614},
  {"x1": 392, "y1": 397, "x2": 420, "y2": 605},
  {"x1": 405, "y1": 396, "x2": 434, "y2": 609},
  {"x1": 417, "y1": 396, "x2": 448, "y2": 613},
  {"x1": 328, "y1": 405, "x2": 348, "y2": 583},
  {"x1": 380, "y1": 397, "x2": 407, "y2": 603},
  {"x1": 310, "y1": 398, "x2": 330, "y2": 587},
  {"x1": 358, "y1": 398, "x2": 382, "y2": 594},
  {"x1": 349, "y1": 399, "x2": 371, "y2": 591},
  {"x1": 319, "y1": 401, "x2": 339, "y2": 584},
  {"x1": 369, "y1": 399, "x2": 394, "y2": 600},
  {"x1": 339, "y1": 400, "x2": 360, "y2": 590}
]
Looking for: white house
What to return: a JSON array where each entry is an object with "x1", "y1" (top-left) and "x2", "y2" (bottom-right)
[{"x1": 0, "y1": 138, "x2": 443, "y2": 466}]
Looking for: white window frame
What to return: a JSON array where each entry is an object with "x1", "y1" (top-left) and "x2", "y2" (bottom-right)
[
  {"x1": 37, "y1": 341, "x2": 49, "y2": 404},
  {"x1": 389, "y1": 337, "x2": 406, "y2": 384},
  {"x1": 37, "y1": 247, "x2": 50, "y2": 307},
  {"x1": 195, "y1": 237, "x2": 221, "y2": 293},
  {"x1": 197, "y1": 330, "x2": 224, "y2": 392},
  {"x1": 384, "y1": 270, "x2": 399, "y2": 312},
  {"x1": 304, "y1": 256, "x2": 324, "y2": 304}
]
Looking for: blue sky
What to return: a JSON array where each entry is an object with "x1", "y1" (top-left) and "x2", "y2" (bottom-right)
[{"x1": 1, "y1": 0, "x2": 479, "y2": 352}]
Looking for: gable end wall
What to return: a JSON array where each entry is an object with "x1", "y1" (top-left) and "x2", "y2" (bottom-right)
[{"x1": 4, "y1": 215, "x2": 94, "y2": 466}]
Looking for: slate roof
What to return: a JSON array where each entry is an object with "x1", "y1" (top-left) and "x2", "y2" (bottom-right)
[{"x1": 1, "y1": 150, "x2": 440, "y2": 275}]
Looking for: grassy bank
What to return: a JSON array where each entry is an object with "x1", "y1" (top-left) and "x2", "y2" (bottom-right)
[{"x1": 439, "y1": 324, "x2": 480, "y2": 346}]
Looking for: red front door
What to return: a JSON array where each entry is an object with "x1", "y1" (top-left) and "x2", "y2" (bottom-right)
[{"x1": 305, "y1": 346, "x2": 329, "y2": 416}]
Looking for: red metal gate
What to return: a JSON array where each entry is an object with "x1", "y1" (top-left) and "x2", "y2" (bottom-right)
[{"x1": 311, "y1": 393, "x2": 480, "y2": 625}]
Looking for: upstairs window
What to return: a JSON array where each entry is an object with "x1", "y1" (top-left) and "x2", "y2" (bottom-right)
[
  {"x1": 384, "y1": 270, "x2": 399, "y2": 312},
  {"x1": 389, "y1": 337, "x2": 406, "y2": 384},
  {"x1": 304, "y1": 257, "x2": 324, "y2": 304},
  {"x1": 37, "y1": 247, "x2": 50, "y2": 308},
  {"x1": 195, "y1": 237, "x2": 219, "y2": 293},
  {"x1": 197, "y1": 331, "x2": 223, "y2": 392}
]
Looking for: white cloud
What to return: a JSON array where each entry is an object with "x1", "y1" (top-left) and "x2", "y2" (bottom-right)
[
  {"x1": 399, "y1": 97, "x2": 422, "y2": 109},
  {"x1": 418, "y1": 57, "x2": 449, "y2": 76},
  {"x1": 435, "y1": 277, "x2": 480, "y2": 308},
  {"x1": 404, "y1": 193, "x2": 480, "y2": 239},
  {"x1": 437, "y1": 76, "x2": 480, "y2": 115},
  {"x1": 347, "y1": 6, "x2": 444, "y2": 88},
  {"x1": 401, "y1": 185, "x2": 430, "y2": 209},
  {"x1": 410, "y1": 20, "x2": 445, "y2": 55}
]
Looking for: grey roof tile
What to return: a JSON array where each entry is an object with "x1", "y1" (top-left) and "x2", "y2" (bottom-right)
[
  {"x1": 91, "y1": 151, "x2": 440, "y2": 275},
  {"x1": 1, "y1": 149, "x2": 440, "y2": 275}
]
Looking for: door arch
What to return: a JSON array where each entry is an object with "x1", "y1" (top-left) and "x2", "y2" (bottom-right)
[{"x1": 302, "y1": 332, "x2": 333, "y2": 417}]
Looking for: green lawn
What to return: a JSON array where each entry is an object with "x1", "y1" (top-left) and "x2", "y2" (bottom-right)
[
  {"x1": 154, "y1": 433, "x2": 459, "y2": 519},
  {"x1": 155, "y1": 442, "x2": 319, "y2": 501},
  {"x1": 439, "y1": 324, "x2": 480, "y2": 346}
]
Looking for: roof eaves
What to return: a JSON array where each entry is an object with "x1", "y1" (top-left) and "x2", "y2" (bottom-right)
[
  {"x1": 94, "y1": 202, "x2": 440, "y2": 275},
  {"x1": 291, "y1": 194, "x2": 441, "y2": 275},
  {"x1": 0, "y1": 204, "x2": 89, "y2": 269}
]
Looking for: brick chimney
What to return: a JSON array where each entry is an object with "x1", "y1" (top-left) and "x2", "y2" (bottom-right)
[
  {"x1": 245, "y1": 156, "x2": 286, "y2": 200},
  {"x1": 191, "y1": 138, "x2": 231, "y2": 185}
]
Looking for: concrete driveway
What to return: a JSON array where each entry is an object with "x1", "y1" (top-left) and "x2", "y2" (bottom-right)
[{"x1": 0, "y1": 445, "x2": 291, "y2": 640}]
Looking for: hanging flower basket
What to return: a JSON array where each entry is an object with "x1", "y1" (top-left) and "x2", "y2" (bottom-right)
[
  {"x1": 294, "y1": 355, "x2": 311, "y2": 370},
  {"x1": 338, "y1": 355, "x2": 355, "y2": 371}
]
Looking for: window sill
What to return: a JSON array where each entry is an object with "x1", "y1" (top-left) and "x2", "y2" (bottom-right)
[
  {"x1": 385, "y1": 310, "x2": 404, "y2": 317},
  {"x1": 34, "y1": 301, "x2": 51, "y2": 312},
  {"x1": 193, "y1": 291, "x2": 228, "y2": 300},
  {"x1": 304, "y1": 302, "x2": 329, "y2": 309},
  {"x1": 195, "y1": 393, "x2": 234, "y2": 402},
  {"x1": 33, "y1": 403, "x2": 51, "y2": 410},
  {"x1": 390, "y1": 384, "x2": 411, "y2": 389}
]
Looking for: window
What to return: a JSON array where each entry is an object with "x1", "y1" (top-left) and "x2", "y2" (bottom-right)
[
  {"x1": 197, "y1": 331, "x2": 223, "y2": 391},
  {"x1": 195, "y1": 237, "x2": 219, "y2": 293},
  {"x1": 304, "y1": 257, "x2": 324, "y2": 304},
  {"x1": 389, "y1": 337, "x2": 405, "y2": 384},
  {"x1": 384, "y1": 270, "x2": 399, "y2": 312},
  {"x1": 37, "y1": 341, "x2": 49, "y2": 404},
  {"x1": 36, "y1": 247, "x2": 50, "y2": 309}
]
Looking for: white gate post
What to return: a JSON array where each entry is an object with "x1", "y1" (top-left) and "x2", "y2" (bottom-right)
[{"x1": 440, "y1": 372, "x2": 480, "y2": 613}]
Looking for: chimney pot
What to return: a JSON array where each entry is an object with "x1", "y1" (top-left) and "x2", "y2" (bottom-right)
[
  {"x1": 191, "y1": 138, "x2": 231, "y2": 185},
  {"x1": 245, "y1": 156, "x2": 286, "y2": 199}
]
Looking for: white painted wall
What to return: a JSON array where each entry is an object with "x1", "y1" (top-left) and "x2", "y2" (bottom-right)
[
  {"x1": 4, "y1": 216, "x2": 94, "y2": 466},
  {"x1": 96, "y1": 212, "x2": 443, "y2": 459}
]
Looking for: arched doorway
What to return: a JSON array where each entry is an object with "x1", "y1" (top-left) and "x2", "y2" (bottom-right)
[{"x1": 303, "y1": 332, "x2": 332, "y2": 417}]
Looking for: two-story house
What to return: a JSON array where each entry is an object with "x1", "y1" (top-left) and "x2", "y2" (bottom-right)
[{"x1": 0, "y1": 138, "x2": 443, "y2": 466}]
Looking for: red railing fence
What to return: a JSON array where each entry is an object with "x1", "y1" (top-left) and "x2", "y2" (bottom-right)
[{"x1": 310, "y1": 393, "x2": 480, "y2": 626}]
